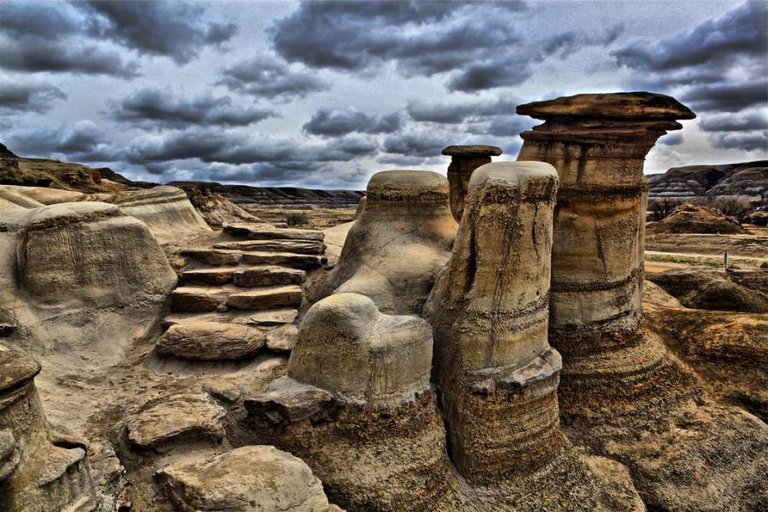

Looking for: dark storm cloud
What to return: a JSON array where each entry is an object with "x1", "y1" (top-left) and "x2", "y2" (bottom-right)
[
  {"x1": 446, "y1": 61, "x2": 532, "y2": 92},
  {"x1": 683, "y1": 81, "x2": 768, "y2": 114},
  {"x1": 7, "y1": 121, "x2": 106, "y2": 158},
  {"x1": 699, "y1": 112, "x2": 768, "y2": 133},
  {"x1": 218, "y1": 57, "x2": 327, "y2": 100},
  {"x1": 376, "y1": 154, "x2": 428, "y2": 167},
  {"x1": 382, "y1": 133, "x2": 446, "y2": 158},
  {"x1": 0, "y1": 2, "x2": 139, "y2": 77},
  {"x1": 658, "y1": 133, "x2": 684, "y2": 146},
  {"x1": 407, "y1": 97, "x2": 518, "y2": 124},
  {"x1": 79, "y1": 1, "x2": 237, "y2": 64},
  {"x1": 0, "y1": 2, "x2": 80, "y2": 38},
  {"x1": 613, "y1": 1, "x2": 766, "y2": 73},
  {"x1": 0, "y1": 82, "x2": 66, "y2": 114},
  {"x1": 109, "y1": 89, "x2": 274, "y2": 128},
  {"x1": 124, "y1": 128, "x2": 379, "y2": 169},
  {"x1": 710, "y1": 131, "x2": 768, "y2": 152},
  {"x1": 271, "y1": 1, "x2": 529, "y2": 89},
  {"x1": 614, "y1": 2, "x2": 767, "y2": 113},
  {"x1": 0, "y1": 39, "x2": 139, "y2": 77},
  {"x1": 303, "y1": 109, "x2": 401, "y2": 137}
]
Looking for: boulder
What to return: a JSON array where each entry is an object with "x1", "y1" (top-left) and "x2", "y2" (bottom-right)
[
  {"x1": 156, "y1": 321, "x2": 266, "y2": 361},
  {"x1": 290, "y1": 293, "x2": 433, "y2": 404},
  {"x1": 157, "y1": 445, "x2": 337, "y2": 512},
  {"x1": 266, "y1": 324, "x2": 299, "y2": 353},
  {"x1": 126, "y1": 394, "x2": 226, "y2": 451}
]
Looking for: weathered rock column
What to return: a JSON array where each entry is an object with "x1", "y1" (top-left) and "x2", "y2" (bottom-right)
[
  {"x1": 0, "y1": 345, "x2": 100, "y2": 511},
  {"x1": 246, "y1": 293, "x2": 457, "y2": 511},
  {"x1": 425, "y1": 162, "x2": 563, "y2": 484},
  {"x1": 442, "y1": 145, "x2": 502, "y2": 221},
  {"x1": 321, "y1": 170, "x2": 457, "y2": 315},
  {"x1": 515, "y1": 92, "x2": 695, "y2": 394}
]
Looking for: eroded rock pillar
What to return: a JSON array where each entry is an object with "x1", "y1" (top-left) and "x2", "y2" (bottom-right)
[
  {"x1": 321, "y1": 170, "x2": 457, "y2": 315},
  {"x1": 425, "y1": 161, "x2": 562, "y2": 484},
  {"x1": 246, "y1": 293, "x2": 456, "y2": 510},
  {"x1": 442, "y1": 145, "x2": 502, "y2": 221},
  {"x1": 515, "y1": 92, "x2": 695, "y2": 393},
  {"x1": 0, "y1": 345, "x2": 100, "y2": 511}
]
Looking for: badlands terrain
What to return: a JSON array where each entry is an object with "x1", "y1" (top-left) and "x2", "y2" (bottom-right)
[{"x1": 0, "y1": 93, "x2": 767, "y2": 511}]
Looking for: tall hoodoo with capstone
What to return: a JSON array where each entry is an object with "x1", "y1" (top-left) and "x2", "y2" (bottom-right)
[
  {"x1": 0, "y1": 345, "x2": 101, "y2": 511},
  {"x1": 426, "y1": 161, "x2": 563, "y2": 483},
  {"x1": 516, "y1": 93, "x2": 695, "y2": 390},
  {"x1": 441, "y1": 145, "x2": 502, "y2": 221}
]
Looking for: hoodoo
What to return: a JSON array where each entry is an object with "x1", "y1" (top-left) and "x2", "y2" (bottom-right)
[
  {"x1": 441, "y1": 145, "x2": 502, "y2": 221},
  {"x1": 426, "y1": 161, "x2": 563, "y2": 482},
  {"x1": 0, "y1": 345, "x2": 101, "y2": 511},
  {"x1": 321, "y1": 170, "x2": 457, "y2": 315}
]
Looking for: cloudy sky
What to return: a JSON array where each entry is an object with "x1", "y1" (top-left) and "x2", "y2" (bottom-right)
[{"x1": 0, "y1": 0, "x2": 766, "y2": 189}]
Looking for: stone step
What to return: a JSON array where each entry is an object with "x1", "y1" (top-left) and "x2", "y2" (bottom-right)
[
  {"x1": 156, "y1": 321, "x2": 265, "y2": 361},
  {"x1": 163, "y1": 309, "x2": 298, "y2": 329},
  {"x1": 179, "y1": 265, "x2": 306, "y2": 287},
  {"x1": 227, "y1": 285, "x2": 303, "y2": 311},
  {"x1": 170, "y1": 287, "x2": 229, "y2": 313},
  {"x1": 180, "y1": 267, "x2": 239, "y2": 286},
  {"x1": 180, "y1": 248, "x2": 242, "y2": 266},
  {"x1": 223, "y1": 223, "x2": 324, "y2": 241},
  {"x1": 233, "y1": 266, "x2": 306, "y2": 287},
  {"x1": 213, "y1": 239, "x2": 325, "y2": 255},
  {"x1": 241, "y1": 251, "x2": 326, "y2": 270}
]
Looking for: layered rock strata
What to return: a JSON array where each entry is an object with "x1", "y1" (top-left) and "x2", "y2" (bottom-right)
[
  {"x1": 320, "y1": 170, "x2": 457, "y2": 315},
  {"x1": 517, "y1": 92, "x2": 768, "y2": 510},
  {"x1": 247, "y1": 293, "x2": 455, "y2": 511},
  {"x1": 425, "y1": 162, "x2": 563, "y2": 484},
  {"x1": 0, "y1": 345, "x2": 100, "y2": 511},
  {"x1": 441, "y1": 145, "x2": 502, "y2": 221}
]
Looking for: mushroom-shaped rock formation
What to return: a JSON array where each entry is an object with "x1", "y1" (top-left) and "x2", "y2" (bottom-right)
[
  {"x1": 517, "y1": 92, "x2": 768, "y2": 510},
  {"x1": 246, "y1": 293, "x2": 456, "y2": 510},
  {"x1": 320, "y1": 170, "x2": 458, "y2": 315},
  {"x1": 441, "y1": 145, "x2": 502, "y2": 221},
  {"x1": 425, "y1": 162, "x2": 565, "y2": 483},
  {"x1": 0, "y1": 344, "x2": 101, "y2": 511}
]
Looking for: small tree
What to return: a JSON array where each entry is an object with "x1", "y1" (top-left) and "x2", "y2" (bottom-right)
[{"x1": 648, "y1": 198, "x2": 683, "y2": 221}]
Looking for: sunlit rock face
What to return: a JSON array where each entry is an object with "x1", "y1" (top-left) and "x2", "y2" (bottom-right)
[
  {"x1": 320, "y1": 170, "x2": 458, "y2": 315},
  {"x1": 517, "y1": 92, "x2": 768, "y2": 511},
  {"x1": 0, "y1": 345, "x2": 101, "y2": 512},
  {"x1": 441, "y1": 145, "x2": 502, "y2": 221},
  {"x1": 425, "y1": 162, "x2": 564, "y2": 484}
]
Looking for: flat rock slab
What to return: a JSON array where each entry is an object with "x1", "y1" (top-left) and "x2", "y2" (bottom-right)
[
  {"x1": 181, "y1": 267, "x2": 238, "y2": 286},
  {"x1": 214, "y1": 239, "x2": 325, "y2": 255},
  {"x1": 170, "y1": 287, "x2": 228, "y2": 313},
  {"x1": 266, "y1": 324, "x2": 299, "y2": 353},
  {"x1": 227, "y1": 285, "x2": 303, "y2": 311},
  {"x1": 157, "y1": 445, "x2": 336, "y2": 512},
  {"x1": 246, "y1": 376, "x2": 334, "y2": 425},
  {"x1": 156, "y1": 321, "x2": 265, "y2": 361},
  {"x1": 126, "y1": 394, "x2": 225, "y2": 452},
  {"x1": 242, "y1": 251, "x2": 326, "y2": 270},
  {"x1": 442, "y1": 145, "x2": 502, "y2": 157},
  {"x1": 234, "y1": 266, "x2": 306, "y2": 287},
  {"x1": 163, "y1": 309, "x2": 299, "y2": 328},
  {"x1": 224, "y1": 223, "x2": 324, "y2": 241},
  {"x1": 180, "y1": 248, "x2": 242, "y2": 266}
]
